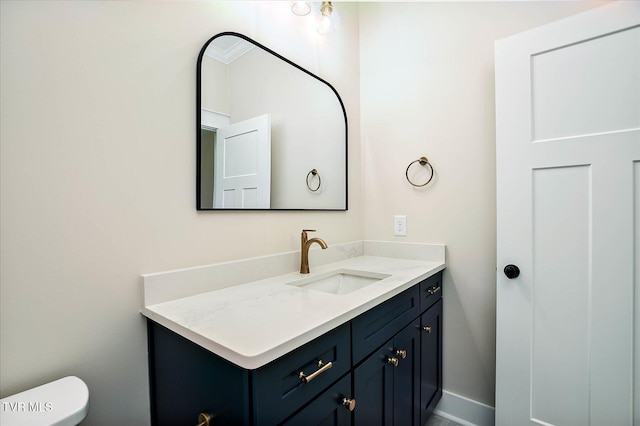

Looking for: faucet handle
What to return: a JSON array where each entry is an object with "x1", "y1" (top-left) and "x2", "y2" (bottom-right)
[{"x1": 302, "y1": 229, "x2": 317, "y2": 234}]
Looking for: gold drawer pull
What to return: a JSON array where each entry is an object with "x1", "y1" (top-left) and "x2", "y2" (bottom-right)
[
  {"x1": 299, "y1": 360, "x2": 333, "y2": 384},
  {"x1": 395, "y1": 349, "x2": 407, "y2": 359},
  {"x1": 196, "y1": 412, "x2": 212, "y2": 426},
  {"x1": 342, "y1": 397, "x2": 356, "y2": 412},
  {"x1": 427, "y1": 286, "x2": 441, "y2": 295},
  {"x1": 387, "y1": 357, "x2": 399, "y2": 367},
  {"x1": 423, "y1": 326, "x2": 432, "y2": 334}
]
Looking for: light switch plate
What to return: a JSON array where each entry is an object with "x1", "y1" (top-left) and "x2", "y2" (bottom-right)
[{"x1": 394, "y1": 215, "x2": 407, "y2": 236}]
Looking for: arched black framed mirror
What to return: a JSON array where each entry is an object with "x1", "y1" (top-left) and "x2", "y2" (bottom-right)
[{"x1": 197, "y1": 32, "x2": 348, "y2": 210}]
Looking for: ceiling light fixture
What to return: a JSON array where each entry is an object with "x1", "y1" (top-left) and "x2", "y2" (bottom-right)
[
  {"x1": 291, "y1": 1, "x2": 311, "y2": 16},
  {"x1": 318, "y1": 1, "x2": 334, "y2": 35}
]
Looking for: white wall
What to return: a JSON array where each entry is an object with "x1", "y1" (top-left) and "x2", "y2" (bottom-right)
[
  {"x1": 359, "y1": 1, "x2": 609, "y2": 407},
  {"x1": 0, "y1": 2, "x2": 361, "y2": 424},
  {"x1": 201, "y1": 55, "x2": 229, "y2": 114}
]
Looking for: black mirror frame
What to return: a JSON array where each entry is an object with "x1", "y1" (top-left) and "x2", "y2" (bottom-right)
[{"x1": 196, "y1": 32, "x2": 348, "y2": 211}]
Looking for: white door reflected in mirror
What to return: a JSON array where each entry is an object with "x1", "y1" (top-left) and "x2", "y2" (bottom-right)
[{"x1": 214, "y1": 114, "x2": 271, "y2": 209}]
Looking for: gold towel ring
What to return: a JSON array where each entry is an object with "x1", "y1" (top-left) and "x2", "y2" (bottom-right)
[
  {"x1": 406, "y1": 157, "x2": 434, "y2": 187},
  {"x1": 306, "y1": 169, "x2": 321, "y2": 192}
]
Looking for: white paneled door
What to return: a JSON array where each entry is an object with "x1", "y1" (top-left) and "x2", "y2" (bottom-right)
[
  {"x1": 495, "y1": 2, "x2": 640, "y2": 425},
  {"x1": 214, "y1": 114, "x2": 271, "y2": 208}
]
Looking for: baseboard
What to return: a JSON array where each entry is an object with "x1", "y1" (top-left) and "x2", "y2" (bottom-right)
[{"x1": 433, "y1": 390, "x2": 495, "y2": 426}]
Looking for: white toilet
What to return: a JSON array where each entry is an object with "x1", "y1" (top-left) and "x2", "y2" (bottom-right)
[{"x1": 0, "y1": 376, "x2": 89, "y2": 426}]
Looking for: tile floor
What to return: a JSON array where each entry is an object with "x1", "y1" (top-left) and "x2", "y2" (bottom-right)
[{"x1": 425, "y1": 414, "x2": 464, "y2": 426}]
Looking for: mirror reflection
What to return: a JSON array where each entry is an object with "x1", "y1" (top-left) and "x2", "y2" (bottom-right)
[{"x1": 197, "y1": 33, "x2": 347, "y2": 210}]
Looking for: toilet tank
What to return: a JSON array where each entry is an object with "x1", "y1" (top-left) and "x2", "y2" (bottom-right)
[{"x1": 0, "y1": 376, "x2": 89, "y2": 426}]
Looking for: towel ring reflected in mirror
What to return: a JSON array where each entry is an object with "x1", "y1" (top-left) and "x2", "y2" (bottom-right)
[
  {"x1": 306, "y1": 169, "x2": 321, "y2": 192},
  {"x1": 405, "y1": 156, "x2": 434, "y2": 187}
]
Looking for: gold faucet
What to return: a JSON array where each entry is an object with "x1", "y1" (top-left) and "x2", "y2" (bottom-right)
[{"x1": 300, "y1": 229, "x2": 328, "y2": 274}]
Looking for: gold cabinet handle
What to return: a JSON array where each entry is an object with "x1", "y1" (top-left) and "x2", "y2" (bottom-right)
[
  {"x1": 299, "y1": 360, "x2": 333, "y2": 384},
  {"x1": 427, "y1": 286, "x2": 441, "y2": 295},
  {"x1": 387, "y1": 357, "x2": 399, "y2": 367},
  {"x1": 423, "y1": 326, "x2": 432, "y2": 334},
  {"x1": 342, "y1": 397, "x2": 356, "y2": 412},
  {"x1": 196, "y1": 412, "x2": 212, "y2": 426},
  {"x1": 395, "y1": 349, "x2": 407, "y2": 359}
]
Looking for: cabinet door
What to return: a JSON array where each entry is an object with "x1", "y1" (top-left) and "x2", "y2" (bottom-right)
[
  {"x1": 147, "y1": 320, "x2": 251, "y2": 426},
  {"x1": 353, "y1": 319, "x2": 421, "y2": 426},
  {"x1": 393, "y1": 318, "x2": 421, "y2": 426},
  {"x1": 420, "y1": 299, "x2": 443, "y2": 424},
  {"x1": 353, "y1": 343, "x2": 394, "y2": 426},
  {"x1": 281, "y1": 375, "x2": 353, "y2": 426}
]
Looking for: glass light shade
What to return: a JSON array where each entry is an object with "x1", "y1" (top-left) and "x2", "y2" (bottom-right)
[{"x1": 291, "y1": 1, "x2": 311, "y2": 16}]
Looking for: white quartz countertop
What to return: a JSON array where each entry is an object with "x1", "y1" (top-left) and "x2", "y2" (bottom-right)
[{"x1": 141, "y1": 252, "x2": 445, "y2": 370}]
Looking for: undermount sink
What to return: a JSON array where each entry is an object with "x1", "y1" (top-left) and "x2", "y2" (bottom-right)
[{"x1": 287, "y1": 269, "x2": 390, "y2": 295}]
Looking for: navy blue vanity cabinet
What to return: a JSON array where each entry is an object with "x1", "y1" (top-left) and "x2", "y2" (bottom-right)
[
  {"x1": 147, "y1": 270, "x2": 444, "y2": 426},
  {"x1": 420, "y1": 299, "x2": 443, "y2": 424}
]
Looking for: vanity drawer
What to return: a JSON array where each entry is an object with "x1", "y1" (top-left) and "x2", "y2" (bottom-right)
[
  {"x1": 419, "y1": 271, "x2": 443, "y2": 312},
  {"x1": 252, "y1": 322, "x2": 351, "y2": 425},
  {"x1": 351, "y1": 285, "x2": 420, "y2": 364},
  {"x1": 281, "y1": 374, "x2": 353, "y2": 425}
]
